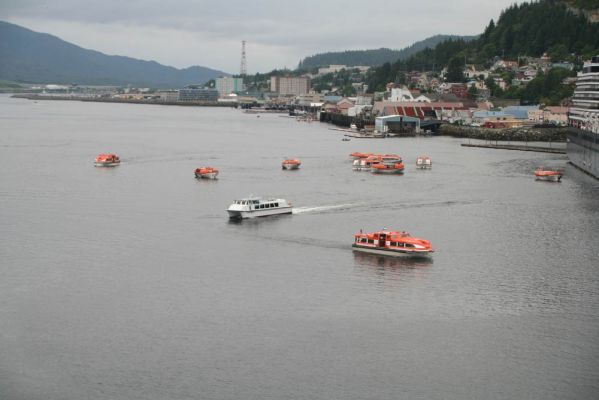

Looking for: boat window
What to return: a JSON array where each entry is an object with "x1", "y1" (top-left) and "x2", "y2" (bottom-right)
[
  {"x1": 367, "y1": 239, "x2": 374, "y2": 244},
  {"x1": 405, "y1": 244, "x2": 415, "y2": 248},
  {"x1": 360, "y1": 238, "x2": 368, "y2": 243},
  {"x1": 275, "y1": 203, "x2": 279, "y2": 207},
  {"x1": 397, "y1": 243, "x2": 404, "y2": 247},
  {"x1": 259, "y1": 204, "x2": 264, "y2": 209},
  {"x1": 390, "y1": 241, "x2": 397, "y2": 246}
]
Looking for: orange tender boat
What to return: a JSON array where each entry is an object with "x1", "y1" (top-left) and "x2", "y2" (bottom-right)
[
  {"x1": 534, "y1": 167, "x2": 562, "y2": 182},
  {"x1": 282, "y1": 159, "x2": 301, "y2": 170},
  {"x1": 94, "y1": 153, "x2": 120, "y2": 167},
  {"x1": 195, "y1": 167, "x2": 219, "y2": 179},
  {"x1": 371, "y1": 155, "x2": 404, "y2": 174},
  {"x1": 353, "y1": 229, "x2": 433, "y2": 257},
  {"x1": 353, "y1": 154, "x2": 382, "y2": 171}
]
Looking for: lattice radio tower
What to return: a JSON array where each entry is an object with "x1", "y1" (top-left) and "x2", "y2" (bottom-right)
[{"x1": 240, "y1": 40, "x2": 247, "y2": 76}]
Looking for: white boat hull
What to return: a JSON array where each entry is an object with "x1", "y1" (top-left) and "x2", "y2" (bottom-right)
[
  {"x1": 352, "y1": 245, "x2": 432, "y2": 257},
  {"x1": 416, "y1": 164, "x2": 432, "y2": 169},
  {"x1": 196, "y1": 172, "x2": 218, "y2": 179},
  {"x1": 94, "y1": 162, "x2": 120, "y2": 167},
  {"x1": 535, "y1": 174, "x2": 562, "y2": 182},
  {"x1": 227, "y1": 207, "x2": 292, "y2": 219}
]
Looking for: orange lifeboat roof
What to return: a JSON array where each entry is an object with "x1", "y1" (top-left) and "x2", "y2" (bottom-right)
[
  {"x1": 535, "y1": 167, "x2": 562, "y2": 176},
  {"x1": 95, "y1": 153, "x2": 119, "y2": 161},
  {"x1": 350, "y1": 152, "x2": 373, "y2": 159},
  {"x1": 283, "y1": 159, "x2": 301, "y2": 164},
  {"x1": 196, "y1": 167, "x2": 218, "y2": 173}
]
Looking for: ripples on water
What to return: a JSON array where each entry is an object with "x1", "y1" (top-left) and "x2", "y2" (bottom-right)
[{"x1": 1, "y1": 95, "x2": 598, "y2": 400}]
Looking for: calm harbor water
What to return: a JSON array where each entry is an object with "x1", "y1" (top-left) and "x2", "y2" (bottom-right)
[{"x1": 1, "y1": 94, "x2": 598, "y2": 400}]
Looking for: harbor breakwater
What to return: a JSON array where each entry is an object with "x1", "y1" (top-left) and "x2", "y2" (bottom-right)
[{"x1": 439, "y1": 124, "x2": 568, "y2": 142}]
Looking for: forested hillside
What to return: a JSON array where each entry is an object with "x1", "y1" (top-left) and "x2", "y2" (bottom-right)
[
  {"x1": 366, "y1": 0, "x2": 599, "y2": 92},
  {"x1": 299, "y1": 35, "x2": 476, "y2": 68}
]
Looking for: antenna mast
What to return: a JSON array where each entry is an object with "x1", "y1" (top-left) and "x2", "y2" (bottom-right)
[{"x1": 240, "y1": 40, "x2": 247, "y2": 76}]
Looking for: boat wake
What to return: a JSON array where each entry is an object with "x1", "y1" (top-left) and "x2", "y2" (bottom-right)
[
  {"x1": 292, "y1": 203, "x2": 357, "y2": 214},
  {"x1": 292, "y1": 200, "x2": 479, "y2": 215}
]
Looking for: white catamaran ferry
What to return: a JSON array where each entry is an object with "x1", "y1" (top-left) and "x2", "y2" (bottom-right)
[{"x1": 227, "y1": 197, "x2": 292, "y2": 219}]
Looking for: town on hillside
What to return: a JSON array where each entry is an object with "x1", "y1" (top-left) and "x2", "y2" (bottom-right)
[{"x1": 14, "y1": 52, "x2": 577, "y2": 136}]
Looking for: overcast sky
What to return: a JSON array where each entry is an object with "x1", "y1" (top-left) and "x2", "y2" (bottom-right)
[{"x1": 1, "y1": 0, "x2": 526, "y2": 74}]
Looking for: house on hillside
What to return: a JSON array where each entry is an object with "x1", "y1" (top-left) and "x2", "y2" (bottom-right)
[
  {"x1": 390, "y1": 87, "x2": 414, "y2": 102},
  {"x1": 491, "y1": 60, "x2": 519, "y2": 71}
]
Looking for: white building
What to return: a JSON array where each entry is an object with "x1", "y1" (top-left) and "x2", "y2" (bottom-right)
[
  {"x1": 318, "y1": 65, "x2": 347, "y2": 75},
  {"x1": 390, "y1": 87, "x2": 414, "y2": 102},
  {"x1": 215, "y1": 77, "x2": 246, "y2": 95}
]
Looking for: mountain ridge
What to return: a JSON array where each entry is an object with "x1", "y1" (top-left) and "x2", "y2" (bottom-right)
[{"x1": 0, "y1": 21, "x2": 229, "y2": 88}]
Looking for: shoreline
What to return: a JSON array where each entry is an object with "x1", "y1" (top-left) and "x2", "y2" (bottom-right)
[{"x1": 10, "y1": 93, "x2": 236, "y2": 107}]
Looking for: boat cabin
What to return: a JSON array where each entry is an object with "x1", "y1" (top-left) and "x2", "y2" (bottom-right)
[{"x1": 232, "y1": 199, "x2": 281, "y2": 210}]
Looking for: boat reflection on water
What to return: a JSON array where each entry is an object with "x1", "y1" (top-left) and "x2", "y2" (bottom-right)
[{"x1": 353, "y1": 251, "x2": 433, "y2": 277}]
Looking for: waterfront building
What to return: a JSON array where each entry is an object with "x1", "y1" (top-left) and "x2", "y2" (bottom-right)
[
  {"x1": 178, "y1": 88, "x2": 219, "y2": 102},
  {"x1": 296, "y1": 92, "x2": 322, "y2": 107},
  {"x1": 375, "y1": 101, "x2": 466, "y2": 121},
  {"x1": 375, "y1": 115, "x2": 421, "y2": 134},
  {"x1": 336, "y1": 98, "x2": 355, "y2": 116},
  {"x1": 528, "y1": 107, "x2": 568, "y2": 125},
  {"x1": 472, "y1": 110, "x2": 511, "y2": 123},
  {"x1": 157, "y1": 90, "x2": 179, "y2": 102},
  {"x1": 270, "y1": 76, "x2": 311, "y2": 96},
  {"x1": 568, "y1": 55, "x2": 599, "y2": 178},
  {"x1": 503, "y1": 105, "x2": 540, "y2": 119},
  {"x1": 215, "y1": 77, "x2": 246, "y2": 95}
]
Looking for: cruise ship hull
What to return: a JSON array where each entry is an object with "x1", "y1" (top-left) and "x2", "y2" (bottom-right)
[{"x1": 567, "y1": 128, "x2": 599, "y2": 179}]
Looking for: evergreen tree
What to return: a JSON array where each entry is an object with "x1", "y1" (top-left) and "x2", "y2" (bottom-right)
[{"x1": 446, "y1": 56, "x2": 464, "y2": 82}]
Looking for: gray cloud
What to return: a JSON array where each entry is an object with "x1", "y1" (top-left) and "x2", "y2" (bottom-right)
[{"x1": 1, "y1": 0, "x2": 526, "y2": 73}]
